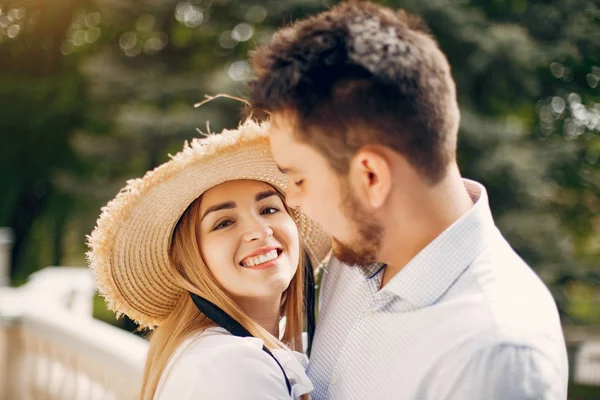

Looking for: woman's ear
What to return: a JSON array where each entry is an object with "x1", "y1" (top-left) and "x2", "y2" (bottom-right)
[{"x1": 349, "y1": 147, "x2": 392, "y2": 209}]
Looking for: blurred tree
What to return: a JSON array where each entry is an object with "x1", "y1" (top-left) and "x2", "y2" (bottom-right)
[
  {"x1": 0, "y1": 0, "x2": 90, "y2": 281},
  {"x1": 1, "y1": 0, "x2": 598, "y2": 324}
]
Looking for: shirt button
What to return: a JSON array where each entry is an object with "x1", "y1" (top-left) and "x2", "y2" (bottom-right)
[{"x1": 331, "y1": 375, "x2": 339, "y2": 385}]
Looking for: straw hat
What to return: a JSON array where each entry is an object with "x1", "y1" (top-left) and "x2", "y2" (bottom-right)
[{"x1": 87, "y1": 120, "x2": 331, "y2": 329}]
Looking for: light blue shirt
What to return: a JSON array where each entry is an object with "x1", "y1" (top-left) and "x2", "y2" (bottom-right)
[{"x1": 308, "y1": 180, "x2": 568, "y2": 399}]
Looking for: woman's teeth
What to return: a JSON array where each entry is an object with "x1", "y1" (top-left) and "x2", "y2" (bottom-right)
[{"x1": 241, "y1": 250, "x2": 279, "y2": 267}]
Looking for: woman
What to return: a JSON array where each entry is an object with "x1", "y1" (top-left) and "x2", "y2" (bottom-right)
[{"x1": 87, "y1": 120, "x2": 330, "y2": 399}]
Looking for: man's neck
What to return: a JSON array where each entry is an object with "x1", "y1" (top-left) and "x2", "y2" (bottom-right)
[{"x1": 380, "y1": 169, "x2": 473, "y2": 288}]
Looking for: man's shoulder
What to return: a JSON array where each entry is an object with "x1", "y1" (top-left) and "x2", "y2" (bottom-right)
[
  {"x1": 419, "y1": 334, "x2": 568, "y2": 400},
  {"x1": 464, "y1": 237, "x2": 562, "y2": 337}
]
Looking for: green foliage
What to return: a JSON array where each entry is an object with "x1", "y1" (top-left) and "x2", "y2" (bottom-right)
[
  {"x1": 0, "y1": 0, "x2": 94, "y2": 277},
  {"x1": 567, "y1": 383, "x2": 600, "y2": 400},
  {"x1": 0, "y1": 0, "x2": 598, "y2": 326},
  {"x1": 93, "y1": 292, "x2": 119, "y2": 326}
]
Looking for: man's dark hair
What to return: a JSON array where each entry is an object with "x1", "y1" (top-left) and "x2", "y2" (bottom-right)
[{"x1": 249, "y1": 1, "x2": 460, "y2": 183}]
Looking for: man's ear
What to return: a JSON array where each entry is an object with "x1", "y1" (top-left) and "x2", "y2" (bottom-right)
[{"x1": 349, "y1": 147, "x2": 392, "y2": 209}]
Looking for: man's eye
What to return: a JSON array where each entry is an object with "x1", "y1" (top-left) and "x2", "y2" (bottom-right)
[
  {"x1": 213, "y1": 220, "x2": 233, "y2": 231},
  {"x1": 261, "y1": 207, "x2": 279, "y2": 215}
]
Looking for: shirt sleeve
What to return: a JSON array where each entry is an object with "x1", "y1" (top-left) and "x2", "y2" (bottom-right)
[
  {"x1": 157, "y1": 341, "x2": 293, "y2": 400},
  {"x1": 421, "y1": 343, "x2": 567, "y2": 400}
]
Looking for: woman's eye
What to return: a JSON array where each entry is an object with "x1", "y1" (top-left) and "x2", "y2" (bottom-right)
[
  {"x1": 294, "y1": 179, "x2": 304, "y2": 187},
  {"x1": 261, "y1": 207, "x2": 279, "y2": 215},
  {"x1": 213, "y1": 220, "x2": 233, "y2": 231}
]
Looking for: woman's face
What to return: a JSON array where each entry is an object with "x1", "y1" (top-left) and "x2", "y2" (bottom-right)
[{"x1": 198, "y1": 180, "x2": 300, "y2": 302}]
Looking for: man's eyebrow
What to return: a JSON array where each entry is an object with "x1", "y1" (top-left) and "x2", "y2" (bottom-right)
[
  {"x1": 201, "y1": 201, "x2": 235, "y2": 222},
  {"x1": 256, "y1": 190, "x2": 278, "y2": 202}
]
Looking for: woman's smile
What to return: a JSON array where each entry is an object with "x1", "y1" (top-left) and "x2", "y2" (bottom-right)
[{"x1": 240, "y1": 248, "x2": 283, "y2": 269}]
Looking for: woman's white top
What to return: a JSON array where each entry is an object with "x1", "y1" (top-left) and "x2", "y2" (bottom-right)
[{"x1": 154, "y1": 327, "x2": 313, "y2": 399}]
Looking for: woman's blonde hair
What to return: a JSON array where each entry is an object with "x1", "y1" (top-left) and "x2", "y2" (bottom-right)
[{"x1": 139, "y1": 186, "x2": 306, "y2": 400}]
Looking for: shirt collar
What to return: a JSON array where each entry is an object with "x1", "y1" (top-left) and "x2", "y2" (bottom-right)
[
  {"x1": 357, "y1": 262, "x2": 387, "y2": 279},
  {"x1": 379, "y1": 179, "x2": 496, "y2": 307}
]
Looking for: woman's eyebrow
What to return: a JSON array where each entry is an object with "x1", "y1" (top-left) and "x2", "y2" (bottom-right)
[
  {"x1": 201, "y1": 190, "x2": 277, "y2": 221},
  {"x1": 256, "y1": 190, "x2": 278, "y2": 202},
  {"x1": 201, "y1": 201, "x2": 236, "y2": 221}
]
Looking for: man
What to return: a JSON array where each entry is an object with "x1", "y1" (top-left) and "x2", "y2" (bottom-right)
[{"x1": 249, "y1": 2, "x2": 568, "y2": 399}]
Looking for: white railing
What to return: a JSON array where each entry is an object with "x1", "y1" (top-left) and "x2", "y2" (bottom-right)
[
  {"x1": 0, "y1": 267, "x2": 148, "y2": 400},
  {"x1": 574, "y1": 341, "x2": 600, "y2": 386},
  {"x1": 564, "y1": 326, "x2": 600, "y2": 387},
  {"x1": 0, "y1": 228, "x2": 12, "y2": 287}
]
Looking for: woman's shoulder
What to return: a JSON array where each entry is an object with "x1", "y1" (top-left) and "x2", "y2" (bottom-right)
[
  {"x1": 156, "y1": 328, "x2": 312, "y2": 399},
  {"x1": 178, "y1": 327, "x2": 264, "y2": 357},
  {"x1": 164, "y1": 327, "x2": 267, "y2": 376}
]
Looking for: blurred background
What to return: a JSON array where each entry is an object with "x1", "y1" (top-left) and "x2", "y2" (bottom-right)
[{"x1": 0, "y1": 0, "x2": 599, "y2": 398}]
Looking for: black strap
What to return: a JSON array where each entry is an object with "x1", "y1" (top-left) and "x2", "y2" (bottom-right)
[
  {"x1": 189, "y1": 293, "x2": 292, "y2": 396},
  {"x1": 303, "y1": 251, "x2": 316, "y2": 357}
]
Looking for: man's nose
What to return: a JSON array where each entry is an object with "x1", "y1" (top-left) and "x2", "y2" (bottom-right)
[{"x1": 285, "y1": 184, "x2": 302, "y2": 211}]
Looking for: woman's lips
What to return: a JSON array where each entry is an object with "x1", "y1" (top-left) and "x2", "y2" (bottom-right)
[
  {"x1": 241, "y1": 249, "x2": 283, "y2": 270},
  {"x1": 239, "y1": 246, "x2": 280, "y2": 265}
]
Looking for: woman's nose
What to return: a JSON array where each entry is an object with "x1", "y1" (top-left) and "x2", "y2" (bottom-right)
[{"x1": 242, "y1": 220, "x2": 274, "y2": 242}]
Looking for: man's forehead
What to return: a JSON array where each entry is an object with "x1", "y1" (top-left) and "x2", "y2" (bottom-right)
[
  {"x1": 269, "y1": 111, "x2": 298, "y2": 131},
  {"x1": 268, "y1": 120, "x2": 298, "y2": 149}
]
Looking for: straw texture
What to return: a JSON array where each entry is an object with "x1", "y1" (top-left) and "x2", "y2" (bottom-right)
[{"x1": 86, "y1": 120, "x2": 331, "y2": 329}]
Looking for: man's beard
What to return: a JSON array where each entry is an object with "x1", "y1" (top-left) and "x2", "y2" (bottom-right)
[{"x1": 331, "y1": 180, "x2": 384, "y2": 267}]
